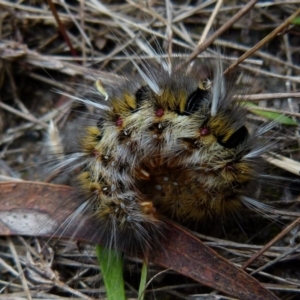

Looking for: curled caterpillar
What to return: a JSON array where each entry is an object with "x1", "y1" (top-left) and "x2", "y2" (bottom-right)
[
  {"x1": 1, "y1": 2, "x2": 300, "y2": 299},
  {"x1": 51, "y1": 57, "x2": 273, "y2": 254}
]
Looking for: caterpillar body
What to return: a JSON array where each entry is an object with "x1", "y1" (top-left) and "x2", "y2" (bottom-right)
[{"x1": 52, "y1": 57, "x2": 271, "y2": 254}]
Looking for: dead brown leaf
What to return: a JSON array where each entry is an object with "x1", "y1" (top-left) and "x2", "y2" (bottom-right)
[{"x1": 0, "y1": 181, "x2": 279, "y2": 300}]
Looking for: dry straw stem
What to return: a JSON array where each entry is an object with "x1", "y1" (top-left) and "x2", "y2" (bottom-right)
[
  {"x1": 0, "y1": 0, "x2": 299, "y2": 299},
  {"x1": 224, "y1": 8, "x2": 300, "y2": 75},
  {"x1": 6, "y1": 236, "x2": 32, "y2": 300},
  {"x1": 177, "y1": 0, "x2": 258, "y2": 69},
  {"x1": 46, "y1": 0, "x2": 77, "y2": 57},
  {"x1": 242, "y1": 217, "x2": 300, "y2": 270},
  {"x1": 234, "y1": 92, "x2": 300, "y2": 101},
  {"x1": 264, "y1": 153, "x2": 300, "y2": 176},
  {"x1": 198, "y1": 0, "x2": 223, "y2": 45}
]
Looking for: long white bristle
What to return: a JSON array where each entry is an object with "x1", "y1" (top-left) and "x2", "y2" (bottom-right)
[
  {"x1": 211, "y1": 60, "x2": 224, "y2": 116},
  {"x1": 54, "y1": 90, "x2": 110, "y2": 111}
]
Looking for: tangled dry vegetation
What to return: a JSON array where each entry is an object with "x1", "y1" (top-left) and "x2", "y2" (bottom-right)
[{"x1": 0, "y1": 0, "x2": 300, "y2": 299}]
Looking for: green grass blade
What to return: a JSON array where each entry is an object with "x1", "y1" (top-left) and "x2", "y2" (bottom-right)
[
  {"x1": 138, "y1": 260, "x2": 148, "y2": 300},
  {"x1": 291, "y1": 16, "x2": 300, "y2": 25},
  {"x1": 242, "y1": 101, "x2": 298, "y2": 126},
  {"x1": 96, "y1": 245, "x2": 126, "y2": 300}
]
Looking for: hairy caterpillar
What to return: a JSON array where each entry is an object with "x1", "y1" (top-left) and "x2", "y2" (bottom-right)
[{"x1": 45, "y1": 55, "x2": 275, "y2": 254}]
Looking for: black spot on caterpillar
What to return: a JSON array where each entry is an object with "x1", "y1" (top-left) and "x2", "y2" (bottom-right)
[
  {"x1": 218, "y1": 125, "x2": 249, "y2": 149},
  {"x1": 183, "y1": 87, "x2": 208, "y2": 115}
]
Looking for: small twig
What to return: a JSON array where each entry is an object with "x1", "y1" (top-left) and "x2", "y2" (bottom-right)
[
  {"x1": 242, "y1": 217, "x2": 300, "y2": 270},
  {"x1": 28, "y1": 72, "x2": 74, "y2": 92},
  {"x1": 224, "y1": 8, "x2": 300, "y2": 75},
  {"x1": 214, "y1": 38, "x2": 300, "y2": 72},
  {"x1": 198, "y1": 0, "x2": 223, "y2": 45},
  {"x1": 234, "y1": 92, "x2": 300, "y2": 101},
  {"x1": 176, "y1": 0, "x2": 258, "y2": 70},
  {"x1": 165, "y1": 0, "x2": 173, "y2": 68},
  {"x1": 7, "y1": 237, "x2": 32, "y2": 300},
  {"x1": 250, "y1": 240, "x2": 300, "y2": 276},
  {"x1": 0, "y1": 100, "x2": 48, "y2": 128},
  {"x1": 238, "y1": 63, "x2": 300, "y2": 83},
  {"x1": 5, "y1": 64, "x2": 30, "y2": 114},
  {"x1": 264, "y1": 153, "x2": 300, "y2": 176},
  {"x1": 47, "y1": 0, "x2": 78, "y2": 57}
]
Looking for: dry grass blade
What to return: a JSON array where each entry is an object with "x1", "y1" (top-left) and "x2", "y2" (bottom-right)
[
  {"x1": 234, "y1": 92, "x2": 300, "y2": 101},
  {"x1": 242, "y1": 217, "x2": 300, "y2": 270},
  {"x1": 224, "y1": 8, "x2": 300, "y2": 75},
  {"x1": 264, "y1": 153, "x2": 300, "y2": 176},
  {"x1": 176, "y1": 0, "x2": 258, "y2": 69},
  {"x1": 46, "y1": 0, "x2": 77, "y2": 57}
]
